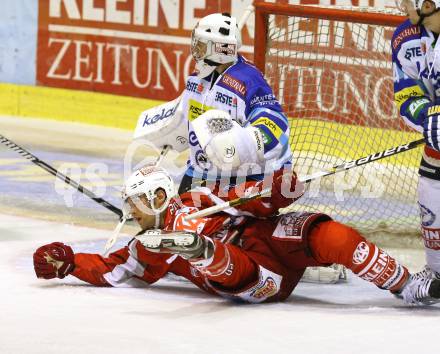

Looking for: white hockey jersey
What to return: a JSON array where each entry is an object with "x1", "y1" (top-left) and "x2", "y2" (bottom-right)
[
  {"x1": 181, "y1": 55, "x2": 292, "y2": 180},
  {"x1": 392, "y1": 19, "x2": 440, "y2": 133}
]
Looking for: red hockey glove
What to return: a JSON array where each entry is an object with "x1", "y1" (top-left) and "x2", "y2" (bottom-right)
[
  {"x1": 266, "y1": 168, "x2": 305, "y2": 209},
  {"x1": 33, "y1": 242, "x2": 75, "y2": 279}
]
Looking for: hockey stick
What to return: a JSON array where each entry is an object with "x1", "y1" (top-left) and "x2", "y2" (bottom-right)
[
  {"x1": 155, "y1": 144, "x2": 171, "y2": 167},
  {"x1": 184, "y1": 138, "x2": 425, "y2": 221},
  {"x1": 0, "y1": 134, "x2": 123, "y2": 218}
]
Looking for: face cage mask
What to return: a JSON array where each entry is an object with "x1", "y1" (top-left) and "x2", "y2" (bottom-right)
[{"x1": 191, "y1": 29, "x2": 207, "y2": 62}]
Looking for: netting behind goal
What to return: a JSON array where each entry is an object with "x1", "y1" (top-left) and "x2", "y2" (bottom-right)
[{"x1": 254, "y1": 3, "x2": 421, "y2": 234}]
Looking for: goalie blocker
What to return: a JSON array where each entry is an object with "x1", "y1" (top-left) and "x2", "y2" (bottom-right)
[{"x1": 133, "y1": 96, "x2": 189, "y2": 152}]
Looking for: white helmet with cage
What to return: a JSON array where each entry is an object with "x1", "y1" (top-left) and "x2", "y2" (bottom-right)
[
  {"x1": 191, "y1": 12, "x2": 242, "y2": 78},
  {"x1": 122, "y1": 165, "x2": 175, "y2": 223}
]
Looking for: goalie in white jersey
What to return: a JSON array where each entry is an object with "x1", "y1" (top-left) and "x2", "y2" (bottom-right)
[
  {"x1": 178, "y1": 12, "x2": 292, "y2": 194},
  {"x1": 393, "y1": 0, "x2": 440, "y2": 278}
]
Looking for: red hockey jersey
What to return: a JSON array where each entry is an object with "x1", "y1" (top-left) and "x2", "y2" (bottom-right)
[{"x1": 71, "y1": 179, "x2": 328, "y2": 302}]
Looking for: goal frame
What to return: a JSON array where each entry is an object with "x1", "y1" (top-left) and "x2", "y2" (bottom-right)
[{"x1": 253, "y1": 2, "x2": 406, "y2": 74}]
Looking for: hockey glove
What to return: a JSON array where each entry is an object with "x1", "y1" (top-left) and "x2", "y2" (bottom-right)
[
  {"x1": 423, "y1": 111, "x2": 440, "y2": 152},
  {"x1": 33, "y1": 242, "x2": 75, "y2": 279},
  {"x1": 265, "y1": 168, "x2": 305, "y2": 209}
]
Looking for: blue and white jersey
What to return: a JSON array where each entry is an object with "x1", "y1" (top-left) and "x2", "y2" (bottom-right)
[
  {"x1": 181, "y1": 55, "x2": 292, "y2": 180},
  {"x1": 392, "y1": 19, "x2": 440, "y2": 132}
]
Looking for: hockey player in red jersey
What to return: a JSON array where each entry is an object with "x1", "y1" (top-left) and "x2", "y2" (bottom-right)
[{"x1": 34, "y1": 166, "x2": 440, "y2": 305}]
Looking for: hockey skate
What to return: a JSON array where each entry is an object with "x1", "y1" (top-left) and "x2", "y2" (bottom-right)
[
  {"x1": 135, "y1": 229, "x2": 213, "y2": 260},
  {"x1": 411, "y1": 265, "x2": 440, "y2": 281},
  {"x1": 399, "y1": 275, "x2": 440, "y2": 306}
]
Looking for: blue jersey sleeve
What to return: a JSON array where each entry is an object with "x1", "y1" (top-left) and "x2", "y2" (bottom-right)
[
  {"x1": 244, "y1": 80, "x2": 291, "y2": 160},
  {"x1": 392, "y1": 21, "x2": 431, "y2": 129}
]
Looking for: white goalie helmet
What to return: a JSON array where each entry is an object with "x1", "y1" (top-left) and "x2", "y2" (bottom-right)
[
  {"x1": 122, "y1": 165, "x2": 175, "y2": 219},
  {"x1": 191, "y1": 12, "x2": 242, "y2": 78}
]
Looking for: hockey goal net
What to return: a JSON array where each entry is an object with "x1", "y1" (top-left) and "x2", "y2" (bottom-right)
[{"x1": 254, "y1": 3, "x2": 422, "y2": 234}]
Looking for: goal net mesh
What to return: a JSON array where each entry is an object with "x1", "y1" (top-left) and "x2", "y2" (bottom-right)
[{"x1": 261, "y1": 6, "x2": 421, "y2": 234}]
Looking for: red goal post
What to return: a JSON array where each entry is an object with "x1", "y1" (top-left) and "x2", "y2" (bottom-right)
[{"x1": 252, "y1": 3, "x2": 423, "y2": 234}]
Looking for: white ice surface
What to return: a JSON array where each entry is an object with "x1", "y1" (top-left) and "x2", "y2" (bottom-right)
[{"x1": 1, "y1": 213, "x2": 439, "y2": 354}]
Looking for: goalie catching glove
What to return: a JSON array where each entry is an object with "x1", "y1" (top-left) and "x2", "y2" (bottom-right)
[
  {"x1": 33, "y1": 242, "x2": 75, "y2": 279},
  {"x1": 192, "y1": 109, "x2": 264, "y2": 169}
]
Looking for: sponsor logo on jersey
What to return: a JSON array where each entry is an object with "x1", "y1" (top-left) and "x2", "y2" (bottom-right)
[
  {"x1": 214, "y1": 92, "x2": 237, "y2": 106},
  {"x1": 428, "y1": 105, "x2": 440, "y2": 116},
  {"x1": 419, "y1": 202, "x2": 436, "y2": 227},
  {"x1": 142, "y1": 105, "x2": 177, "y2": 126},
  {"x1": 188, "y1": 99, "x2": 214, "y2": 121},
  {"x1": 188, "y1": 131, "x2": 199, "y2": 147},
  {"x1": 404, "y1": 46, "x2": 423, "y2": 60},
  {"x1": 421, "y1": 226, "x2": 440, "y2": 250},
  {"x1": 250, "y1": 276, "x2": 278, "y2": 299},
  {"x1": 408, "y1": 98, "x2": 430, "y2": 118},
  {"x1": 186, "y1": 81, "x2": 203, "y2": 94},
  {"x1": 221, "y1": 74, "x2": 246, "y2": 96},
  {"x1": 392, "y1": 25, "x2": 420, "y2": 50},
  {"x1": 250, "y1": 94, "x2": 278, "y2": 107},
  {"x1": 261, "y1": 131, "x2": 273, "y2": 145},
  {"x1": 394, "y1": 86, "x2": 425, "y2": 108},
  {"x1": 252, "y1": 117, "x2": 283, "y2": 140},
  {"x1": 352, "y1": 242, "x2": 370, "y2": 265}
]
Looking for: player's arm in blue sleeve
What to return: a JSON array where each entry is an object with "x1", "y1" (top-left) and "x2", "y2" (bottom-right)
[
  {"x1": 393, "y1": 59, "x2": 431, "y2": 130},
  {"x1": 244, "y1": 82, "x2": 292, "y2": 163},
  {"x1": 392, "y1": 41, "x2": 440, "y2": 150}
]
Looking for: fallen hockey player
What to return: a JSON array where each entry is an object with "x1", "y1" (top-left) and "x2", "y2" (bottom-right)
[{"x1": 34, "y1": 166, "x2": 440, "y2": 305}]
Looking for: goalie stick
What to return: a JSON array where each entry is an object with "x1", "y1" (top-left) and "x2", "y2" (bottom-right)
[
  {"x1": 0, "y1": 133, "x2": 124, "y2": 218},
  {"x1": 185, "y1": 138, "x2": 425, "y2": 221}
]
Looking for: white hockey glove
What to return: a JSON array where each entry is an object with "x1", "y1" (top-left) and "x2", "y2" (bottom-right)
[{"x1": 192, "y1": 109, "x2": 264, "y2": 169}]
